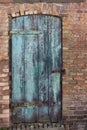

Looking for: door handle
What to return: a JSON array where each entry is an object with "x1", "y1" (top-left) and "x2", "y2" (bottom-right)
[{"x1": 51, "y1": 68, "x2": 65, "y2": 74}]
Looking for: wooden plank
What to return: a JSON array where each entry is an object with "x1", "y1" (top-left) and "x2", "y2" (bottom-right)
[
  {"x1": 24, "y1": 15, "x2": 38, "y2": 122},
  {"x1": 48, "y1": 16, "x2": 62, "y2": 122},
  {"x1": 12, "y1": 17, "x2": 25, "y2": 123},
  {"x1": 37, "y1": 15, "x2": 49, "y2": 122}
]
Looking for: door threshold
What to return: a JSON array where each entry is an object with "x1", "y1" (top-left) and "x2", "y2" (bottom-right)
[{"x1": 9, "y1": 123, "x2": 65, "y2": 130}]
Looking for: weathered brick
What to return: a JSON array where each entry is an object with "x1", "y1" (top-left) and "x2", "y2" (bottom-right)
[
  {"x1": 0, "y1": 1, "x2": 87, "y2": 129},
  {"x1": 2, "y1": 96, "x2": 9, "y2": 100},
  {"x1": 0, "y1": 74, "x2": 8, "y2": 78},
  {"x1": 0, "y1": 82, "x2": 9, "y2": 86},
  {"x1": 2, "y1": 109, "x2": 9, "y2": 114},
  {"x1": 2, "y1": 86, "x2": 9, "y2": 91},
  {"x1": 0, "y1": 114, "x2": 9, "y2": 118},
  {"x1": 19, "y1": 4, "x2": 25, "y2": 15},
  {"x1": 10, "y1": 7, "x2": 16, "y2": 17},
  {"x1": 2, "y1": 68, "x2": 9, "y2": 73}
]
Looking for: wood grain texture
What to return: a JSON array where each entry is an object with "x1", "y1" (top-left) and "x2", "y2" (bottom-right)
[
  {"x1": 37, "y1": 15, "x2": 49, "y2": 122},
  {"x1": 48, "y1": 16, "x2": 61, "y2": 122},
  {"x1": 12, "y1": 17, "x2": 25, "y2": 123},
  {"x1": 24, "y1": 15, "x2": 38, "y2": 122},
  {"x1": 12, "y1": 15, "x2": 62, "y2": 123}
]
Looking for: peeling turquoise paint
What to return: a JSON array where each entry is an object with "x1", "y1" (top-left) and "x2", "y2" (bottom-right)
[{"x1": 12, "y1": 15, "x2": 62, "y2": 123}]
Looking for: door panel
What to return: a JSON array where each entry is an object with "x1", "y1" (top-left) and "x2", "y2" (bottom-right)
[{"x1": 11, "y1": 15, "x2": 62, "y2": 123}]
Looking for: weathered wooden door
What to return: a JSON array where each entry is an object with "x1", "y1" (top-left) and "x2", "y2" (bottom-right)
[{"x1": 11, "y1": 15, "x2": 62, "y2": 124}]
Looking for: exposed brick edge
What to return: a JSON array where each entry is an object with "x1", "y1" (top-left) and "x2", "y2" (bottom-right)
[{"x1": 7, "y1": 3, "x2": 64, "y2": 17}]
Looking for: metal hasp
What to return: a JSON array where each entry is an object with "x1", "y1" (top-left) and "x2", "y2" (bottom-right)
[{"x1": 10, "y1": 30, "x2": 42, "y2": 35}]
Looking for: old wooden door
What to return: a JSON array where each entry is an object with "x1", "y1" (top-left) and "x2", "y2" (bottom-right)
[{"x1": 11, "y1": 15, "x2": 62, "y2": 124}]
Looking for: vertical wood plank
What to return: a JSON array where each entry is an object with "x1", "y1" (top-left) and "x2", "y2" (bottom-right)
[
  {"x1": 12, "y1": 17, "x2": 25, "y2": 123},
  {"x1": 37, "y1": 15, "x2": 49, "y2": 122},
  {"x1": 48, "y1": 16, "x2": 62, "y2": 122},
  {"x1": 24, "y1": 15, "x2": 38, "y2": 122}
]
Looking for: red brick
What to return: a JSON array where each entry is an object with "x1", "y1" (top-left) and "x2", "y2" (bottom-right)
[{"x1": 0, "y1": 1, "x2": 87, "y2": 130}]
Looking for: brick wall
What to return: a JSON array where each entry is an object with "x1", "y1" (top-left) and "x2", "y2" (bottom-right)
[{"x1": 0, "y1": 1, "x2": 87, "y2": 129}]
